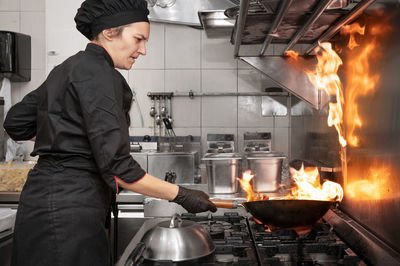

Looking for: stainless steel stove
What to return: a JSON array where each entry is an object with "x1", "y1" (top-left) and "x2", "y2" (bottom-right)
[{"x1": 117, "y1": 211, "x2": 367, "y2": 266}]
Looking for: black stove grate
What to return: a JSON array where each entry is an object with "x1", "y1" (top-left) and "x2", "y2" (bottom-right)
[{"x1": 129, "y1": 212, "x2": 364, "y2": 266}]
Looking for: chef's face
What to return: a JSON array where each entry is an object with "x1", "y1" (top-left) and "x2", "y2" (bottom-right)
[{"x1": 105, "y1": 22, "x2": 149, "y2": 70}]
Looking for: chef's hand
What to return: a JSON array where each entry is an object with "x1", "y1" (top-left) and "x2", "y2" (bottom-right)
[{"x1": 171, "y1": 186, "x2": 217, "y2": 213}]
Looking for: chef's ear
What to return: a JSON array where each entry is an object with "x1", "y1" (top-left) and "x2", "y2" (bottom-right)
[{"x1": 102, "y1": 29, "x2": 114, "y2": 41}]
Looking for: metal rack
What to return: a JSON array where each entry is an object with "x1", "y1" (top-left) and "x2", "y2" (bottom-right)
[{"x1": 232, "y1": 0, "x2": 376, "y2": 57}]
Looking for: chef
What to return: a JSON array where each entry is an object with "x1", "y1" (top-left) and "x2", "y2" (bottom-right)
[{"x1": 3, "y1": 0, "x2": 217, "y2": 265}]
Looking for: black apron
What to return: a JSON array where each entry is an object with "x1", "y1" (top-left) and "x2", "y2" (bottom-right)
[{"x1": 11, "y1": 156, "x2": 112, "y2": 266}]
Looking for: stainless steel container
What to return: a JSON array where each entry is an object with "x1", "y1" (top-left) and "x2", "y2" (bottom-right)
[
  {"x1": 202, "y1": 153, "x2": 241, "y2": 194},
  {"x1": 147, "y1": 152, "x2": 197, "y2": 183},
  {"x1": 245, "y1": 152, "x2": 285, "y2": 192}
]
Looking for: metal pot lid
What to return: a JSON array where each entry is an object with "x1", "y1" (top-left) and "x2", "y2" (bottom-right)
[{"x1": 141, "y1": 214, "x2": 215, "y2": 262}]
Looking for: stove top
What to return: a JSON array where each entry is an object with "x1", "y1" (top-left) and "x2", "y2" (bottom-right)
[{"x1": 118, "y1": 212, "x2": 365, "y2": 266}]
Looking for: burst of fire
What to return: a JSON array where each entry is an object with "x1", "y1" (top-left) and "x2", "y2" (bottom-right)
[
  {"x1": 286, "y1": 164, "x2": 344, "y2": 201},
  {"x1": 347, "y1": 165, "x2": 390, "y2": 200},
  {"x1": 343, "y1": 20, "x2": 390, "y2": 147},
  {"x1": 238, "y1": 166, "x2": 343, "y2": 202},
  {"x1": 237, "y1": 171, "x2": 269, "y2": 202},
  {"x1": 285, "y1": 50, "x2": 299, "y2": 60},
  {"x1": 341, "y1": 23, "x2": 365, "y2": 50},
  {"x1": 307, "y1": 42, "x2": 347, "y2": 147}
]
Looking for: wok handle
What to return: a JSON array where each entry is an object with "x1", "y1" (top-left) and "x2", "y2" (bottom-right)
[{"x1": 211, "y1": 199, "x2": 238, "y2": 209}]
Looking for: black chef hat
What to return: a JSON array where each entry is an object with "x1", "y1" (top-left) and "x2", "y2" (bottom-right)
[{"x1": 75, "y1": 0, "x2": 149, "y2": 40}]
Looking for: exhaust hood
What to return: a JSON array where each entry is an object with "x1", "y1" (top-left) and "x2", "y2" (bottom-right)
[
  {"x1": 148, "y1": 0, "x2": 376, "y2": 110},
  {"x1": 232, "y1": 0, "x2": 376, "y2": 110},
  {"x1": 147, "y1": 0, "x2": 235, "y2": 27}
]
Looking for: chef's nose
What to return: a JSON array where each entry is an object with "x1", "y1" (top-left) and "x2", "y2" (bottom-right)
[{"x1": 138, "y1": 42, "x2": 146, "y2": 56}]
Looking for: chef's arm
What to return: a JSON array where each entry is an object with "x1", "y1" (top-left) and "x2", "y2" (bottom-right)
[
  {"x1": 116, "y1": 174, "x2": 217, "y2": 213},
  {"x1": 117, "y1": 173, "x2": 178, "y2": 200}
]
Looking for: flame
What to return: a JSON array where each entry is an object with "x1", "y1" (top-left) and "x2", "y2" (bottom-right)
[
  {"x1": 347, "y1": 165, "x2": 390, "y2": 200},
  {"x1": 307, "y1": 42, "x2": 347, "y2": 147},
  {"x1": 286, "y1": 164, "x2": 343, "y2": 201},
  {"x1": 343, "y1": 20, "x2": 390, "y2": 147},
  {"x1": 237, "y1": 170, "x2": 256, "y2": 201},
  {"x1": 341, "y1": 23, "x2": 365, "y2": 50},
  {"x1": 237, "y1": 171, "x2": 269, "y2": 202},
  {"x1": 285, "y1": 50, "x2": 299, "y2": 60},
  {"x1": 238, "y1": 166, "x2": 343, "y2": 202}
]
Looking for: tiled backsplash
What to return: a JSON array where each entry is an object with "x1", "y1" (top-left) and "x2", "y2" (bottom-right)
[
  {"x1": 1, "y1": 0, "x2": 291, "y2": 159},
  {"x1": 0, "y1": 0, "x2": 46, "y2": 159}
]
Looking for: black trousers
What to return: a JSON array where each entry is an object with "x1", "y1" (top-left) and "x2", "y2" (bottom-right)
[{"x1": 11, "y1": 157, "x2": 112, "y2": 266}]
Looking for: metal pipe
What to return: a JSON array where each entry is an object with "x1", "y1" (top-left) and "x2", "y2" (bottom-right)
[
  {"x1": 259, "y1": 0, "x2": 293, "y2": 56},
  {"x1": 305, "y1": 0, "x2": 376, "y2": 55},
  {"x1": 233, "y1": 0, "x2": 250, "y2": 57},
  {"x1": 283, "y1": 0, "x2": 333, "y2": 54},
  {"x1": 172, "y1": 91, "x2": 289, "y2": 97}
]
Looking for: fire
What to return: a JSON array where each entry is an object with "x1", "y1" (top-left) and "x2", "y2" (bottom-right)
[
  {"x1": 285, "y1": 50, "x2": 299, "y2": 60},
  {"x1": 286, "y1": 164, "x2": 343, "y2": 201},
  {"x1": 343, "y1": 20, "x2": 390, "y2": 147},
  {"x1": 341, "y1": 23, "x2": 365, "y2": 50},
  {"x1": 237, "y1": 171, "x2": 269, "y2": 202},
  {"x1": 237, "y1": 170, "x2": 256, "y2": 201},
  {"x1": 238, "y1": 167, "x2": 343, "y2": 202},
  {"x1": 307, "y1": 42, "x2": 347, "y2": 147},
  {"x1": 347, "y1": 165, "x2": 390, "y2": 200}
]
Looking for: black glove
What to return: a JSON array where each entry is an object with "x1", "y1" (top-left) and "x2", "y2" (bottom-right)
[{"x1": 171, "y1": 186, "x2": 217, "y2": 214}]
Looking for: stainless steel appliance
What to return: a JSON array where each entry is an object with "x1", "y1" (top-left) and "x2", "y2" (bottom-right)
[
  {"x1": 206, "y1": 133, "x2": 235, "y2": 153},
  {"x1": 245, "y1": 152, "x2": 285, "y2": 192},
  {"x1": 202, "y1": 153, "x2": 242, "y2": 194},
  {"x1": 243, "y1": 132, "x2": 271, "y2": 152},
  {"x1": 147, "y1": 151, "x2": 198, "y2": 184}
]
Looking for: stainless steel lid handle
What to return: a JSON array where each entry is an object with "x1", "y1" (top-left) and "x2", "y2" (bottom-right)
[{"x1": 169, "y1": 213, "x2": 182, "y2": 228}]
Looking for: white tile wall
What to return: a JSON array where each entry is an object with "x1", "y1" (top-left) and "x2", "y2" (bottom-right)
[
  {"x1": 0, "y1": 0, "x2": 19, "y2": 11},
  {"x1": 201, "y1": 31, "x2": 237, "y2": 69},
  {"x1": 165, "y1": 24, "x2": 201, "y2": 69},
  {"x1": 165, "y1": 69, "x2": 200, "y2": 92},
  {"x1": 202, "y1": 69, "x2": 237, "y2": 93},
  {"x1": 21, "y1": 11, "x2": 45, "y2": 70},
  {"x1": 12, "y1": 69, "x2": 46, "y2": 104},
  {"x1": 20, "y1": 0, "x2": 45, "y2": 11},
  {"x1": 129, "y1": 70, "x2": 165, "y2": 129},
  {"x1": 202, "y1": 97, "x2": 237, "y2": 127},
  {"x1": 0, "y1": 12, "x2": 20, "y2": 32},
  {"x1": 171, "y1": 97, "x2": 201, "y2": 128}
]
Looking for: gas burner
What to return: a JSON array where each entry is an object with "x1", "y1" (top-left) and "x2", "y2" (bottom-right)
[{"x1": 121, "y1": 214, "x2": 364, "y2": 266}]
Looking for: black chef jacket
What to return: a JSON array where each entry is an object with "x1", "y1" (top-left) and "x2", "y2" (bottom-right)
[{"x1": 4, "y1": 43, "x2": 146, "y2": 193}]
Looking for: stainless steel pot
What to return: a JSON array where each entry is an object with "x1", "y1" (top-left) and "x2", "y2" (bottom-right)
[
  {"x1": 245, "y1": 151, "x2": 285, "y2": 192},
  {"x1": 141, "y1": 214, "x2": 215, "y2": 262},
  {"x1": 202, "y1": 153, "x2": 242, "y2": 194}
]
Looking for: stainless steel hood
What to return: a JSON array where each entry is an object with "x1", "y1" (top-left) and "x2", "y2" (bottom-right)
[
  {"x1": 148, "y1": 0, "x2": 376, "y2": 110},
  {"x1": 233, "y1": 0, "x2": 376, "y2": 110},
  {"x1": 148, "y1": 0, "x2": 235, "y2": 27}
]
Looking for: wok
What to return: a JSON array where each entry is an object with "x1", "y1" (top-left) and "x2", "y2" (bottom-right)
[{"x1": 211, "y1": 199, "x2": 336, "y2": 228}]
